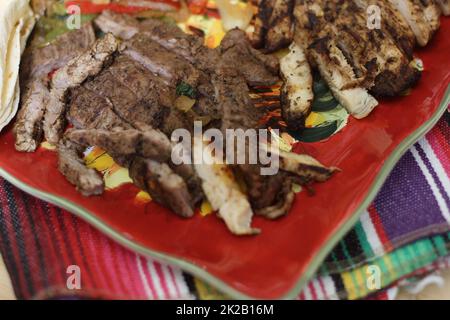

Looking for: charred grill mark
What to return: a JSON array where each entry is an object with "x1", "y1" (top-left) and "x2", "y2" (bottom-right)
[
  {"x1": 306, "y1": 11, "x2": 320, "y2": 30},
  {"x1": 251, "y1": 0, "x2": 295, "y2": 52}
]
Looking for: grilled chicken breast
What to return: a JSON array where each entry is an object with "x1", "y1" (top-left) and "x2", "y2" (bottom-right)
[
  {"x1": 280, "y1": 42, "x2": 313, "y2": 129},
  {"x1": 388, "y1": 0, "x2": 437, "y2": 46},
  {"x1": 194, "y1": 137, "x2": 260, "y2": 235},
  {"x1": 436, "y1": 0, "x2": 450, "y2": 15},
  {"x1": 354, "y1": 0, "x2": 417, "y2": 59},
  {"x1": 253, "y1": 0, "x2": 446, "y2": 121},
  {"x1": 250, "y1": 0, "x2": 295, "y2": 52},
  {"x1": 309, "y1": 36, "x2": 379, "y2": 118},
  {"x1": 294, "y1": 1, "x2": 379, "y2": 118},
  {"x1": 422, "y1": 0, "x2": 442, "y2": 32}
]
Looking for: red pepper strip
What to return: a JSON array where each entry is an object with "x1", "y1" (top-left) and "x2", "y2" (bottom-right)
[
  {"x1": 65, "y1": 0, "x2": 180, "y2": 14},
  {"x1": 205, "y1": 8, "x2": 220, "y2": 19},
  {"x1": 186, "y1": 0, "x2": 208, "y2": 14},
  {"x1": 48, "y1": 69, "x2": 58, "y2": 79}
]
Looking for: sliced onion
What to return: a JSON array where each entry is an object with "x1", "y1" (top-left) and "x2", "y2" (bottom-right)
[{"x1": 215, "y1": 0, "x2": 254, "y2": 31}]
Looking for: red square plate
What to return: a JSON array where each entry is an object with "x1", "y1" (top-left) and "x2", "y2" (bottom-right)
[{"x1": 0, "y1": 15, "x2": 449, "y2": 299}]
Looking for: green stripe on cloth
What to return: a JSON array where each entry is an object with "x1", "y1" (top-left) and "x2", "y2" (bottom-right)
[
  {"x1": 331, "y1": 234, "x2": 448, "y2": 299},
  {"x1": 191, "y1": 232, "x2": 450, "y2": 300},
  {"x1": 354, "y1": 222, "x2": 374, "y2": 258},
  {"x1": 433, "y1": 235, "x2": 448, "y2": 256}
]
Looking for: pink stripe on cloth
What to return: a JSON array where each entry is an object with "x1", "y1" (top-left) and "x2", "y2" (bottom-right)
[
  {"x1": 154, "y1": 263, "x2": 171, "y2": 299},
  {"x1": 426, "y1": 129, "x2": 450, "y2": 176},
  {"x1": 140, "y1": 256, "x2": 158, "y2": 299},
  {"x1": 168, "y1": 267, "x2": 182, "y2": 298}
]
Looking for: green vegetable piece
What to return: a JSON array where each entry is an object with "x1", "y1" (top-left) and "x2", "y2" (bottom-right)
[
  {"x1": 176, "y1": 82, "x2": 197, "y2": 99},
  {"x1": 313, "y1": 79, "x2": 329, "y2": 96},
  {"x1": 293, "y1": 121, "x2": 338, "y2": 143},
  {"x1": 311, "y1": 96, "x2": 339, "y2": 112}
]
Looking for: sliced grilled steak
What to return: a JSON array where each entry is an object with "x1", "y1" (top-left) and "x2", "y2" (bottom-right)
[
  {"x1": 123, "y1": 33, "x2": 202, "y2": 86},
  {"x1": 82, "y1": 60, "x2": 171, "y2": 130},
  {"x1": 20, "y1": 22, "x2": 96, "y2": 86},
  {"x1": 129, "y1": 157, "x2": 195, "y2": 218},
  {"x1": 66, "y1": 126, "x2": 203, "y2": 204},
  {"x1": 212, "y1": 65, "x2": 294, "y2": 218},
  {"x1": 218, "y1": 28, "x2": 280, "y2": 86},
  {"x1": 43, "y1": 33, "x2": 120, "y2": 144},
  {"x1": 57, "y1": 139, "x2": 104, "y2": 196},
  {"x1": 66, "y1": 128, "x2": 173, "y2": 163},
  {"x1": 95, "y1": 10, "x2": 205, "y2": 63},
  {"x1": 62, "y1": 44, "x2": 205, "y2": 215},
  {"x1": 67, "y1": 86, "x2": 132, "y2": 130},
  {"x1": 15, "y1": 22, "x2": 96, "y2": 152},
  {"x1": 14, "y1": 78, "x2": 49, "y2": 151},
  {"x1": 107, "y1": 55, "x2": 176, "y2": 109},
  {"x1": 96, "y1": 11, "x2": 280, "y2": 87},
  {"x1": 94, "y1": 9, "x2": 141, "y2": 40}
]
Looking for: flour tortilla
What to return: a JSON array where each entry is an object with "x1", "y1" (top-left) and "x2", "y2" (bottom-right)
[{"x1": 0, "y1": 0, "x2": 35, "y2": 131}]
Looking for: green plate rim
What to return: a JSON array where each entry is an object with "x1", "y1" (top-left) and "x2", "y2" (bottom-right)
[{"x1": 0, "y1": 85, "x2": 448, "y2": 300}]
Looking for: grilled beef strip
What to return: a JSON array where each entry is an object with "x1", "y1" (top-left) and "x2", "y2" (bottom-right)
[
  {"x1": 43, "y1": 33, "x2": 120, "y2": 145},
  {"x1": 121, "y1": 33, "x2": 219, "y2": 119},
  {"x1": 14, "y1": 78, "x2": 50, "y2": 152},
  {"x1": 94, "y1": 9, "x2": 141, "y2": 39},
  {"x1": 95, "y1": 11, "x2": 280, "y2": 87},
  {"x1": 20, "y1": 22, "x2": 96, "y2": 87},
  {"x1": 212, "y1": 64, "x2": 295, "y2": 218},
  {"x1": 65, "y1": 127, "x2": 202, "y2": 217},
  {"x1": 67, "y1": 86, "x2": 133, "y2": 131},
  {"x1": 218, "y1": 28, "x2": 280, "y2": 86},
  {"x1": 62, "y1": 46, "x2": 204, "y2": 214},
  {"x1": 66, "y1": 128, "x2": 173, "y2": 163},
  {"x1": 14, "y1": 22, "x2": 96, "y2": 152},
  {"x1": 95, "y1": 10, "x2": 205, "y2": 59},
  {"x1": 129, "y1": 157, "x2": 195, "y2": 218},
  {"x1": 57, "y1": 139, "x2": 104, "y2": 196},
  {"x1": 123, "y1": 34, "x2": 202, "y2": 87}
]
